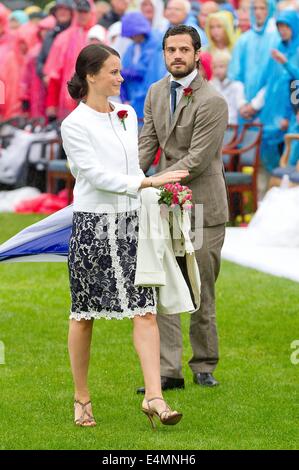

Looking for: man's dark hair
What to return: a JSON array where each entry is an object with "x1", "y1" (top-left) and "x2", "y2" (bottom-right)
[{"x1": 162, "y1": 25, "x2": 201, "y2": 51}]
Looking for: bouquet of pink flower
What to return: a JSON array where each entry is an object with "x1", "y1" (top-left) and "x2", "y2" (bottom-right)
[{"x1": 158, "y1": 182, "x2": 193, "y2": 211}]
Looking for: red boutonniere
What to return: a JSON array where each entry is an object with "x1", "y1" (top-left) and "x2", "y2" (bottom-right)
[
  {"x1": 117, "y1": 110, "x2": 128, "y2": 130},
  {"x1": 183, "y1": 87, "x2": 193, "y2": 105}
]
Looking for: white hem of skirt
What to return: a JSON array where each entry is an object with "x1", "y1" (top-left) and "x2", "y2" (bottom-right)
[{"x1": 69, "y1": 308, "x2": 157, "y2": 321}]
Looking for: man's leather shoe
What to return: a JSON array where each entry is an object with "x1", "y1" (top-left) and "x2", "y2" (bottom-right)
[
  {"x1": 136, "y1": 376, "x2": 185, "y2": 394},
  {"x1": 193, "y1": 372, "x2": 219, "y2": 387}
]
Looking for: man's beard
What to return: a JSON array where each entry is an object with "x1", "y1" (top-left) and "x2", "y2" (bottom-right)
[{"x1": 166, "y1": 61, "x2": 196, "y2": 79}]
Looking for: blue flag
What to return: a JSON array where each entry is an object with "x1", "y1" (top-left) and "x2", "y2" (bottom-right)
[{"x1": 0, "y1": 205, "x2": 73, "y2": 263}]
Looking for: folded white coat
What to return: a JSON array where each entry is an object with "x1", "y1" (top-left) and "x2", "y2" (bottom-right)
[{"x1": 134, "y1": 188, "x2": 201, "y2": 315}]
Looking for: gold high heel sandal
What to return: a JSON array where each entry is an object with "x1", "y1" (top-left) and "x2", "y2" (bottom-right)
[
  {"x1": 74, "y1": 400, "x2": 97, "y2": 427},
  {"x1": 142, "y1": 397, "x2": 183, "y2": 429}
]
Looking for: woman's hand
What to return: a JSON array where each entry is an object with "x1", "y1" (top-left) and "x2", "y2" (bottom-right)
[
  {"x1": 140, "y1": 170, "x2": 189, "y2": 189},
  {"x1": 271, "y1": 49, "x2": 287, "y2": 64}
]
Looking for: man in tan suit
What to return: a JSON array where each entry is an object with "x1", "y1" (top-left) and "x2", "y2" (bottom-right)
[{"x1": 137, "y1": 25, "x2": 229, "y2": 392}]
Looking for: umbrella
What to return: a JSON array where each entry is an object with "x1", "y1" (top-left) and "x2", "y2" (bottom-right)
[{"x1": 0, "y1": 204, "x2": 73, "y2": 263}]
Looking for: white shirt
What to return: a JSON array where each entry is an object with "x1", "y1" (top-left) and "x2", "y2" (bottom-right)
[
  {"x1": 251, "y1": 87, "x2": 266, "y2": 111},
  {"x1": 211, "y1": 78, "x2": 246, "y2": 125},
  {"x1": 61, "y1": 101, "x2": 145, "y2": 214},
  {"x1": 169, "y1": 69, "x2": 198, "y2": 113}
]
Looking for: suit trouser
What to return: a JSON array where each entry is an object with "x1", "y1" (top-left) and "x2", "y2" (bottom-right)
[{"x1": 157, "y1": 224, "x2": 226, "y2": 378}]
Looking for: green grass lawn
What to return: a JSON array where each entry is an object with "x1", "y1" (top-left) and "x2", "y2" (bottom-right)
[{"x1": 0, "y1": 213, "x2": 298, "y2": 450}]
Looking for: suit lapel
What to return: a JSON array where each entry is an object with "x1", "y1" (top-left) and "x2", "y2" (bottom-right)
[
  {"x1": 165, "y1": 73, "x2": 204, "y2": 143},
  {"x1": 168, "y1": 92, "x2": 189, "y2": 136},
  {"x1": 161, "y1": 76, "x2": 171, "y2": 136}
]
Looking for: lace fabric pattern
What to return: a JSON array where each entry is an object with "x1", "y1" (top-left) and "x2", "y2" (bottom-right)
[{"x1": 68, "y1": 210, "x2": 157, "y2": 321}]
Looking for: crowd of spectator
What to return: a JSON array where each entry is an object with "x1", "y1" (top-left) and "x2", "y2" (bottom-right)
[{"x1": 1, "y1": 0, "x2": 299, "y2": 189}]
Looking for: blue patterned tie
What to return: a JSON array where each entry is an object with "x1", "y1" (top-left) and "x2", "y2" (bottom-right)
[{"x1": 170, "y1": 81, "x2": 181, "y2": 115}]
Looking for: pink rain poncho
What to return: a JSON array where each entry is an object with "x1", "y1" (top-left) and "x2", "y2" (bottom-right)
[
  {"x1": 0, "y1": 6, "x2": 43, "y2": 120},
  {"x1": 20, "y1": 15, "x2": 57, "y2": 118},
  {"x1": 0, "y1": 4, "x2": 22, "y2": 120},
  {"x1": 17, "y1": 20, "x2": 40, "y2": 51},
  {"x1": 44, "y1": 2, "x2": 96, "y2": 120}
]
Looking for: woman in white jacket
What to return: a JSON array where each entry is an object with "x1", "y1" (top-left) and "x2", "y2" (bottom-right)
[{"x1": 61, "y1": 44, "x2": 188, "y2": 428}]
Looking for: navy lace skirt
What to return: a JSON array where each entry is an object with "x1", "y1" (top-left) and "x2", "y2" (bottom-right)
[{"x1": 68, "y1": 210, "x2": 157, "y2": 320}]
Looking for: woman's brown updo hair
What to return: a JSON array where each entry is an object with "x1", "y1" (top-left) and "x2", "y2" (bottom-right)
[{"x1": 67, "y1": 44, "x2": 120, "y2": 101}]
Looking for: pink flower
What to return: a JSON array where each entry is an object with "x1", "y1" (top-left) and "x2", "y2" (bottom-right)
[
  {"x1": 158, "y1": 182, "x2": 193, "y2": 212},
  {"x1": 173, "y1": 194, "x2": 179, "y2": 205}
]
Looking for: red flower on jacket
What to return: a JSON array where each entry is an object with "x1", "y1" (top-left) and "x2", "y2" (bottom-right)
[
  {"x1": 117, "y1": 110, "x2": 128, "y2": 130},
  {"x1": 183, "y1": 87, "x2": 193, "y2": 105}
]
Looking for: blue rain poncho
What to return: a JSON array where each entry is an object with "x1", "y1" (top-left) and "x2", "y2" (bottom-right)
[
  {"x1": 228, "y1": 0, "x2": 279, "y2": 108},
  {"x1": 121, "y1": 12, "x2": 166, "y2": 119},
  {"x1": 259, "y1": 10, "x2": 299, "y2": 171}
]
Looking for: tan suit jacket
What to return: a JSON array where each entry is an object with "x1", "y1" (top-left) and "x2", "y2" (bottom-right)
[{"x1": 138, "y1": 73, "x2": 229, "y2": 227}]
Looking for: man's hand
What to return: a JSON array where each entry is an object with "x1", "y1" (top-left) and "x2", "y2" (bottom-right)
[
  {"x1": 280, "y1": 118, "x2": 289, "y2": 131},
  {"x1": 240, "y1": 103, "x2": 257, "y2": 120}
]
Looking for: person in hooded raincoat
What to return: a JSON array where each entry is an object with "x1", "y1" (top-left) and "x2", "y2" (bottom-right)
[
  {"x1": 164, "y1": 0, "x2": 208, "y2": 46},
  {"x1": 20, "y1": 15, "x2": 57, "y2": 119},
  {"x1": 0, "y1": 3, "x2": 22, "y2": 120},
  {"x1": 36, "y1": 0, "x2": 74, "y2": 83},
  {"x1": 204, "y1": 10, "x2": 237, "y2": 54},
  {"x1": 138, "y1": 0, "x2": 169, "y2": 33},
  {"x1": 0, "y1": 3, "x2": 37, "y2": 120},
  {"x1": 121, "y1": 12, "x2": 166, "y2": 119},
  {"x1": 259, "y1": 10, "x2": 299, "y2": 172},
  {"x1": 228, "y1": 0, "x2": 279, "y2": 123},
  {"x1": 9, "y1": 10, "x2": 29, "y2": 30},
  {"x1": 44, "y1": 0, "x2": 96, "y2": 120}
]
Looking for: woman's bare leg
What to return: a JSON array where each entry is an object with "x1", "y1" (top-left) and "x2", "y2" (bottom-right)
[
  {"x1": 68, "y1": 318, "x2": 95, "y2": 425},
  {"x1": 133, "y1": 313, "x2": 162, "y2": 398},
  {"x1": 133, "y1": 313, "x2": 171, "y2": 415}
]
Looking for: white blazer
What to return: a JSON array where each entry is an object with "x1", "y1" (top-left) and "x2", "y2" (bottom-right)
[
  {"x1": 134, "y1": 188, "x2": 201, "y2": 315},
  {"x1": 61, "y1": 101, "x2": 145, "y2": 214}
]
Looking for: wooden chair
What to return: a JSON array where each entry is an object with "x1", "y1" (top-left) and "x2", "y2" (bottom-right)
[
  {"x1": 222, "y1": 123, "x2": 262, "y2": 171},
  {"x1": 222, "y1": 124, "x2": 239, "y2": 171},
  {"x1": 223, "y1": 123, "x2": 263, "y2": 216},
  {"x1": 222, "y1": 124, "x2": 239, "y2": 148},
  {"x1": 269, "y1": 134, "x2": 299, "y2": 188},
  {"x1": 290, "y1": 166, "x2": 299, "y2": 185},
  {"x1": 47, "y1": 137, "x2": 74, "y2": 204}
]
